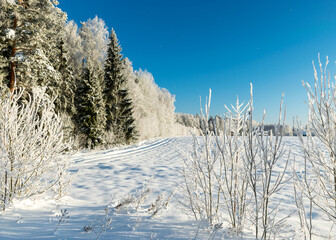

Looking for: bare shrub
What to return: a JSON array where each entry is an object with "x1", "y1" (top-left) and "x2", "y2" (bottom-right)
[
  {"x1": 181, "y1": 90, "x2": 222, "y2": 225},
  {"x1": 0, "y1": 88, "x2": 71, "y2": 210},
  {"x1": 214, "y1": 96, "x2": 249, "y2": 233},
  {"x1": 181, "y1": 86, "x2": 291, "y2": 239},
  {"x1": 298, "y1": 54, "x2": 336, "y2": 231},
  {"x1": 293, "y1": 156, "x2": 317, "y2": 240},
  {"x1": 244, "y1": 86, "x2": 291, "y2": 239}
]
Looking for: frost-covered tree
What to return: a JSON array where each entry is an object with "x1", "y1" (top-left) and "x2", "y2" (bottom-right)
[
  {"x1": 79, "y1": 16, "x2": 109, "y2": 67},
  {"x1": 75, "y1": 62, "x2": 106, "y2": 149},
  {"x1": 127, "y1": 69, "x2": 175, "y2": 140},
  {"x1": 157, "y1": 87, "x2": 176, "y2": 136},
  {"x1": 0, "y1": 0, "x2": 17, "y2": 93},
  {"x1": 74, "y1": 16, "x2": 109, "y2": 148},
  {"x1": 0, "y1": 0, "x2": 66, "y2": 92},
  {"x1": 104, "y1": 29, "x2": 136, "y2": 144},
  {"x1": 64, "y1": 20, "x2": 83, "y2": 77}
]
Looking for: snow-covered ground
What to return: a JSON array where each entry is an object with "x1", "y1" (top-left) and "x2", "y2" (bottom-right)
[{"x1": 0, "y1": 137, "x2": 333, "y2": 239}]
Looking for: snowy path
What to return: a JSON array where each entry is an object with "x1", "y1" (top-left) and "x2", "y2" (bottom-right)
[
  {"x1": 71, "y1": 137, "x2": 184, "y2": 205},
  {"x1": 0, "y1": 137, "x2": 198, "y2": 240}
]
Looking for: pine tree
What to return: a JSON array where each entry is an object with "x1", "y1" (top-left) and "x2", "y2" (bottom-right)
[
  {"x1": 0, "y1": 0, "x2": 16, "y2": 93},
  {"x1": 75, "y1": 62, "x2": 106, "y2": 149},
  {"x1": 0, "y1": 0, "x2": 66, "y2": 92},
  {"x1": 104, "y1": 29, "x2": 137, "y2": 144},
  {"x1": 0, "y1": 29, "x2": 9, "y2": 95}
]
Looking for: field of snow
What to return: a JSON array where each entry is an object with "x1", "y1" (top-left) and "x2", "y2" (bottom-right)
[{"x1": 0, "y1": 136, "x2": 333, "y2": 239}]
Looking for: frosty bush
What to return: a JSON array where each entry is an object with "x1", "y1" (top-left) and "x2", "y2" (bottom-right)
[
  {"x1": 181, "y1": 86, "x2": 290, "y2": 238},
  {"x1": 298, "y1": 54, "x2": 336, "y2": 227},
  {"x1": 246, "y1": 91, "x2": 290, "y2": 239},
  {"x1": 181, "y1": 91, "x2": 222, "y2": 225},
  {"x1": 0, "y1": 88, "x2": 71, "y2": 210},
  {"x1": 181, "y1": 90, "x2": 251, "y2": 231},
  {"x1": 216, "y1": 95, "x2": 250, "y2": 233}
]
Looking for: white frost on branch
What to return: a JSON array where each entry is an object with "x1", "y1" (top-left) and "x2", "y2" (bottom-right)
[
  {"x1": 5, "y1": 28, "x2": 15, "y2": 39},
  {"x1": 6, "y1": 0, "x2": 15, "y2": 4},
  {"x1": 14, "y1": 51, "x2": 25, "y2": 62},
  {"x1": 125, "y1": 64, "x2": 176, "y2": 140},
  {"x1": 0, "y1": 88, "x2": 72, "y2": 211}
]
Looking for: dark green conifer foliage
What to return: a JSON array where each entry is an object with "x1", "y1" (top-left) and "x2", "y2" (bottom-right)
[
  {"x1": 119, "y1": 88, "x2": 137, "y2": 142},
  {"x1": 0, "y1": 0, "x2": 66, "y2": 92},
  {"x1": 0, "y1": 41, "x2": 10, "y2": 94},
  {"x1": 52, "y1": 39, "x2": 76, "y2": 117},
  {"x1": 75, "y1": 62, "x2": 106, "y2": 149},
  {"x1": 0, "y1": 1, "x2": 15, "y2": 92},
  {"x1": 104, "y1": 29, "x2": 136, "y2": 144},
  {"x1": 47, "y1": 39, "x2": 77, "y2": 140}
]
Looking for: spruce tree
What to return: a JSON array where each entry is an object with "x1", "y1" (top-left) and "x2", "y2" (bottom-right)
[
  {"x1": 104, "y1": 29, "x2": 137, "y2": 144},
  {"x1": 75, "y1": 62, "x2": 106, "y2": 149},
  {"x1": 46, "y1": 39, "x2": 77, "y2": 141},
  {"x1": 52, "y1": 39, "x2": 76, "y2": 117}
]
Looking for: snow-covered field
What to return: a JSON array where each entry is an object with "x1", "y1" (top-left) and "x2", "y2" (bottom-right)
[{"x1": 0, "y1": 137, "x2": 333, "y2": 239}]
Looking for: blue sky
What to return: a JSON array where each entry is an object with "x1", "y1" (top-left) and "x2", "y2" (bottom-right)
[{"x1": 59, "y1": 0, "x2": 336, "y2": 124}]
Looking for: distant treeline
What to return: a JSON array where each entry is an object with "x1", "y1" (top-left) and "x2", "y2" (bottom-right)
[{"x1": 175, "y1": 112, "x2": 302, "y2": 136}]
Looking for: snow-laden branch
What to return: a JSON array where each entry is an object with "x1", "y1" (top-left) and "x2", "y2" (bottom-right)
[{"x1": 0, "y1": 88, "x2": 72, "y2": 210}]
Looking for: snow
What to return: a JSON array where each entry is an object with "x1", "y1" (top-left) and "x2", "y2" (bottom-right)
[
  {"x1": 5, "y1": 29, "x2": 15, "y2": 39},
  {"x1": 6, "y1": 0, "x2": 16, "y2": 4},
  {"x1": 15, "y1": 52, "x2": 25, "y2": 62},
  {"x1": 0, "y1": 137, "x2": 333, "y2": 239}
]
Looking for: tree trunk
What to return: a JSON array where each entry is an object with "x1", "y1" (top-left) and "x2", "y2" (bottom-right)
[{"x1": 9, "y1": 15, "x2": 18, "y2": 93}]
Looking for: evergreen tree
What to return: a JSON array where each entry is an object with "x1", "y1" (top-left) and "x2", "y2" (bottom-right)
[
  {"x1": 52, "y1": 39, "x2": 76, "y2": 117},
  {"x1": 104, "y1": 29, "x2": 136, "y2": 144},
  {"x1": 0, "y1": 0, "x2": 66, "y2": 92},
  {"x1": 74, "y1": 16, "x2": 109, "y2": 148},
  {"x1": 75, "y1": 62, "x2": 106, "y2": 149},
  {"x1": 0, "y1": 29, "x2": 9, "y2": 94},
  {"x1": 119, "y1": 88, "x2": 136, "y2": 142},
  {"x1": 47, "y1": 38, "x2": 77, "y2": 140},
  {"x1": 0, "y1": 0, "x2": 16, "y2": 92}
]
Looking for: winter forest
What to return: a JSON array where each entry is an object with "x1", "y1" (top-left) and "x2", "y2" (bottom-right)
[
  {"x1": 1, "y1": 0, "x2": 336, "y2": 239},
  {"x1": 0, "y1": 0, "x2": 181, "y2": 149}
]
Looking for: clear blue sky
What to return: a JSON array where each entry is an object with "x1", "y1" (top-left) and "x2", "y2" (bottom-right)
[{"x1": 59, "y1": 0, "x2": 336, "y2": 124}]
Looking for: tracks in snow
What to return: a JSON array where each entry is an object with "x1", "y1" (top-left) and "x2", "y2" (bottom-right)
[
  {"x1": 72, "y1": 137, "x2": 180, "y2": 166},
  {"x1": 70, "y1": 137, "x2": 189, "y2": 204}
]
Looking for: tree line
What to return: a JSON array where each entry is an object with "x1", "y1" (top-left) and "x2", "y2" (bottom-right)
[{"x1": 0, "y1": 0, "x2": 176, "y2": 148}]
